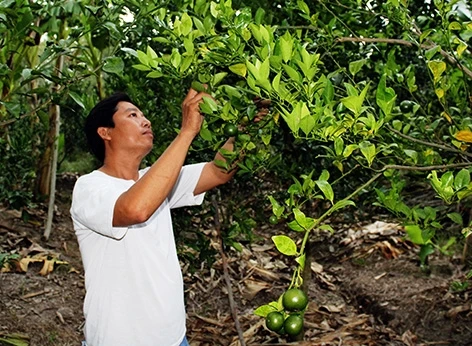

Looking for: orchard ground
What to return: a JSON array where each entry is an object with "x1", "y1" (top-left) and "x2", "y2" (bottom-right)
[{"x1": 1, "y1": 175, "x2": 471, "y2": 346}]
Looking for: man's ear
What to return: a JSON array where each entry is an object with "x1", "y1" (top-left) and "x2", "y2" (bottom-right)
[{"x1": 97, "y1": 127, "x2": 112, "y2": 140}]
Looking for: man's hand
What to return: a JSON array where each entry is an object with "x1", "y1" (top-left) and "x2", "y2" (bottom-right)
[{"x1": 180, "y1": 88, "x2": 208, "y2": 138}]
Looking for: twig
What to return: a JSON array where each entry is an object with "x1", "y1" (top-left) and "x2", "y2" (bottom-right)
[
  {"x1": 0, "y1": 223, "x2": 16, "y2": 233},
  {"x1": 386, "y1": 124, "x2": 472, "y2": 158},
  {"x1": 212, "y1": 194, "x2": 246, "y2": 346},
  {"x1": 188, "y1": 313, "x2": 225, "y2": 327},
  {"x1": 380, "y1": 162, "x2": 471, "y2": 172},
  {"x1": 21, "y1": 288, "x2": 50, "y2": 299},
  {"x1": 335, "y1": 37, "x2": 472, "y2": 79}
]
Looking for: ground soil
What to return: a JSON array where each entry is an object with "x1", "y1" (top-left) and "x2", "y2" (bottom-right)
[{"x1": 1, "y1": 176, "x2": 471, "y2": 346}]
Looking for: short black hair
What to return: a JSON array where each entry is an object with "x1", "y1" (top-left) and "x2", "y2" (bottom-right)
[{"x1": 84, "y1": 92, "x2": 133, "y2": 163}]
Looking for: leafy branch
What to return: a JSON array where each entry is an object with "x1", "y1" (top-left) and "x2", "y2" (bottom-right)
[
  {"x1": 335, "y1": 37, "x2": 472, "y2": 79},
  {"x1": 386, "y1": 124, "x2": 472, "y2": 158}
]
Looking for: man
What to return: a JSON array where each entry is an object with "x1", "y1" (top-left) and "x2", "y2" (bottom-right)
[{"x1": 70, "y1": 88, "x2": 236, "y2": 346}]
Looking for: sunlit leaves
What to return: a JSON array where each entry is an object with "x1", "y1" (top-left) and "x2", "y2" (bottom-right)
[
  {"x1": 376, "y1": 75, "x2": 396, "y2": 118},
  {"x1": 428, "y1": 60, "x2": 446, "y2": 83},
  {"x1": 272, "y1": 235, "x2": 297, "y2": 256},
  {"x1": 341, "y1": 83, "x2": 370, "y2": 117}
]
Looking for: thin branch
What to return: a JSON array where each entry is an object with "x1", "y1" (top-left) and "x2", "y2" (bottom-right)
[
  {"x1": 0, "y1": 100, "x2": 52, "y2": 127},
  {"x1": 386, "y1": 124, "x2": 472, "y2": 158},
  {"x1": 335, "y1": 37, "x2": 472, "y2": 79},
  {"x1": 380, "y1": 162, "x2": 471, "y2": 172},
  {"x1": 211, "y1": 194, "x2": 246, "y2": 346}
]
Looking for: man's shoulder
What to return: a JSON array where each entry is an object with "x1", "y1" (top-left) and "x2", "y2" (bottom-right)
[{"x1": 73, "y1": 170, "x2": 116, "y2": 191}]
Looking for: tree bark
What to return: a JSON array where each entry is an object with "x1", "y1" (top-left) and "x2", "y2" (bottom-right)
[{"x1": 43, "y1": 52, "x2": 64, "y2": 240}]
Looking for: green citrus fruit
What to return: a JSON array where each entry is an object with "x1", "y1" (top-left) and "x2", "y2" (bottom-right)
[
  {"x1": 282, "y1": 288, "x2": 308, "y2": 311},
  {"x1": 284, "y1": 314, "x2": 304, "y2": 336},
  {"x1": 400, "y1": 100, "x2": 414, "y2": 113},
  {"x1": 223, "y1": 123, "x2": 238, "y2": 137},
  {"x1": 265, "y1": 311, "x2": 284, "y2": 332},
  {"x1": 329, "y1": 73, "x2": 343, "y2": 86},
  {"x1": 269, "y1": 215, "x2": 278, "y2": 225}
]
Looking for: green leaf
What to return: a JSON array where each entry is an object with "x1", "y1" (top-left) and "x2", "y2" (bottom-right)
[
  {"x1": 231, "y1": 242, "x2": 243, "y2": 252},
  {"x1": 132, "y1": 64, "x2": 151, "y2": 71},
  {"x1": 419, "y1": 243, "x2": 435, "y2": 264},
  {"x1": 246, "y1": 60, "x2": 260, "y2": 80},
  {"x1": 229, "y1": 63, "x2": 247, "y2": 77},
  {"x1": 349, "y1": 59, "x2": 367, "y2": 76},
  {"x1": 359, "y1": 141, "x2": 376, "y2": 166},
  {"x1": 254, "y1": 304, "x2": 277, "y2": 317},
  {"x1": 334, "y1": 137, "x2": 344, "y2": 156},
  {"x1": 146, "y1": 46, "x2": 158, "y2": 60},
  {"x1": 103, "y1": 57, "x2": 124, "y2": 75},
  {"x1": 193, "y1": 17, "x2": 206, "y2": 34},
  {"x1": 405, "y1": 224, "x2": 425, "y2": 245},
  {"x1": 0, "y1": 334, "x2": 29, "y2": 346},
  {"x1": 283, "y1": 64, "x2": 301, "y2": 83},
  {"x1": 447, "y1": 212, "x2": 463, "y2": 226},
  {"x1": 287, "y1": 220, "x2": 305, "y2": 232},
  {"x1": 425, "y1": 46, "x2": 441, "y2": 60},
  {"x1": 448, "y1": 21, "x2": 462, "y2": 30},
  {"x1": 281, "y1": 102, "x2": 300, "y2": 133},
  {"x1": 297, "y1": 0, "x2": 310, "y2": 15},
  {"x1": 315, "y1": 180, "x2": 334, "y2": 203},
  {"x1": 454, "y1": 169, "x2": 470, "y2": 190},
  {"x1": 268, "y1": 196, "x2": 285, "y2": 217},
  {"x1": 295, "y1": 254, "x2": 306, "y2": 270},
  {"x1": 319, "y1": 224, "x2": 335, "y2": 234},
  {"x1": 293, "y1": 208, "x2": 315, "y2": 231},
  {"x1": 259, "y1": 57, "x2": 271, "y2": 81},
  {"x1": 341, "y1": 83, "x2": 369, "y2": 116},
  {"x1": 428, "y1": 60, "x2": 446, "y2": 83},
  {"x1": 199, "y1": 126, "x2": 213, "y2": 141},
  {"x1": 121, "y1": 47, "x2": 138, "y2": 58},
  {"x1": 137, "y1": 50, "x2": 150, "y2": 66},
  {"x1": 279, "y1": 32, "x2": 293, "y2": 63},
  {"x1": 146, "y1": 71, "x2": 163, "y2": 78},
  {"x1": 212, "y1": 72, "x2": 227, "y2": 86},
  {"x1": 255, "y1": 8, "x2": 265, "y2": 24},
  {"x1": 298, "y1": 103, "x2": 315, "y2": 135},
  {"x1": 328, "y1": 200, "x2": 355, "y2": 215},
  {"x1": 272, "y1": 235, "x2": 297, "y2": 256},
  {"x1": 69, "y1": 91, "x2": 85, "y2": 109},
  {"x1": 376, "y1": 74, "x2": 396, "y2": 117},
  {"x1": 180, "y1": 12, "x2": 193, "y2": 36},
  {"x1": 323, "y1": 78, "x2": 334, "y2": 104}
]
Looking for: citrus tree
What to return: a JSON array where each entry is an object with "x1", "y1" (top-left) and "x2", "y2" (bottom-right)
[{"x1": 122, "y1": 0, "x2": 472, "y2": 339}]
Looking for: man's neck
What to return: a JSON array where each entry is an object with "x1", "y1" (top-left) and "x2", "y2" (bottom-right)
[{"x1": 99, "y1": 155, "x2": 142, "y2": 181}]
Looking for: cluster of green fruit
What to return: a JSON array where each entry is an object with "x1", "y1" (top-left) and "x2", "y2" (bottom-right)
[{"x1": 265, "y1": 288, "x2": 308, "y2": 337}]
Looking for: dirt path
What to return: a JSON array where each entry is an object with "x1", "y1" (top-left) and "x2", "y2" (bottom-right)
[{"x1": 1, "y1": 180, "x2": 471, "y2": 346}]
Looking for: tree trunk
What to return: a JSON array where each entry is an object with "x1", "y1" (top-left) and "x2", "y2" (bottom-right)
[
  {"x1": 43, "y1": 53, "x2": 64, "y2": 240},
  {"x1": 35, "y1": 20, "x2": 67, "y2": 199}
]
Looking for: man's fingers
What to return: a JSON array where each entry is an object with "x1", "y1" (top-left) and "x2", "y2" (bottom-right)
[{"x1": 183, "y1": 88, "x2": 199, "y2": 104}]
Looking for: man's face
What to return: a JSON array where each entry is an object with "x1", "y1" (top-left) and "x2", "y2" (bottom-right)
[{"x1": 103, "y1": 101, "x2": 154, "y2": 156}]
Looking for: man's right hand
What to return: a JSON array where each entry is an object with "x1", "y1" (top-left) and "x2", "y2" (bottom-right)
[{"x1": 180, "y1": 88, "x2": 208, "y2": 138}]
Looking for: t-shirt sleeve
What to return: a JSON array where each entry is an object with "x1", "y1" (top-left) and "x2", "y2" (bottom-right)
[
  {"x1": 167, "y1": 163, "x2": 207, "y2": 209},
  {"x1": 70, "y1": 175, "x2": 128, "y2": 239}
]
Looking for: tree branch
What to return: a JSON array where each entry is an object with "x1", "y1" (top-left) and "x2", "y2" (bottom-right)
[
  {"x1": 336, "y1": 37, "x2": 472, "y2": 79},
  {"x1": 386, "y1": 124, "x2": 472, "y2": 158},
  {"x1": 211, "y1": 194, "x2": 246, "y2": 346},
  {"x1": 381, "y1": 162, "x2": 471, "y2": 172}
]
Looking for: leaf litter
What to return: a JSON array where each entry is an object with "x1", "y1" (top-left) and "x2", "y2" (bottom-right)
[{"x1": 1, "y1": 179, "x2": 471, "y2": 345}]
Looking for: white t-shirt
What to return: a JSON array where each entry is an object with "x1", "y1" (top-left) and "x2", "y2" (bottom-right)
[{"x1": 70, "y1": 163, "x2": 206, "y2": 346}]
